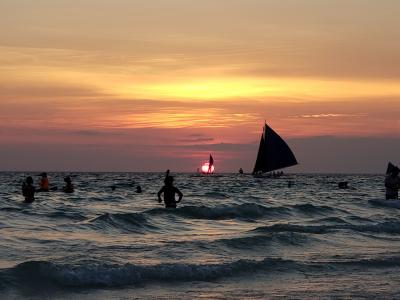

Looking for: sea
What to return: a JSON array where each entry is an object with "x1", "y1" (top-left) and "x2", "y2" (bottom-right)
[{"x1": 0, "y1": 172, "x2": 399, "y2": 299}]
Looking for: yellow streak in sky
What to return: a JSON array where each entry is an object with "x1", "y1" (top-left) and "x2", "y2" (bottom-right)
[
  {"x1": 103, "y1": 109, "x2": 257, "y2": 129},
  {"x1": 112, "y1": 77, "x2": 400, "y2": 102},
  {"x1": 116, "y1": 79, "x2": 280, "y2": 100},
  {"x1": 2, "y1": 46, "x2": 400, "y2": 103}
]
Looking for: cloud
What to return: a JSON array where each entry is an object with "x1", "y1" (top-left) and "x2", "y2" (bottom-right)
[
  {"x1": 70, "y1": 130, "x2": 125, "y2": 136},
  {"x1": 293, "y1": 113, "x2": 368, "y2": 119},
  {"x1": 0, "y1": 84, "x2": 107, "y2": 99},
  {"x1": 179, "y1": 133, "x2": 214, "y2": 143},
  {"x1": 1, "y1": 95, "x2": 399, "y2": 142},
  {"x1": 178, "y1": 142, "x2": 255, "y2": 151}
]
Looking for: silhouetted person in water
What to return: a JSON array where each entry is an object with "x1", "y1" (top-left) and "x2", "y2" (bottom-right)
[
  {"x1": 239, "y1": 168, "x2": 244, "y2": 174},
  {"x1": 111, "y1": 185, "x2": 116, "y2": 191},
  {"x1": 136, "y1": 185, "x2": 142, "y2": 193},
  {"x1": 385, "y1": 167, "x2": 400, "y2": 199},
  {"x1": 158, "y1": 175, "x2": 183, "y2": 208},
  {"x1": 22, "y1": 176, "x2": 35, "y2": 203},
  {"x1": 63, "y1": 176, "x2": 74, "y2": 193},
  {"x1": 37, "y1": 172, "x2": 49, "y2": 192}
]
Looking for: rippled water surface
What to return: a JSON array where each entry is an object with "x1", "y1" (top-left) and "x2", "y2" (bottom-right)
[{"x1": 1, "y1": 172, "x2": 399, "y2": 299}]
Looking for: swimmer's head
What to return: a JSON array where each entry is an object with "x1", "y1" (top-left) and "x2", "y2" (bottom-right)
[{"x1": 26, "y1": 176, "x2": 33, "y2": 184}]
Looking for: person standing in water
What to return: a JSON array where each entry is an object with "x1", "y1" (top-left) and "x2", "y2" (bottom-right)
[
  {"x1": 22, "y1": 176, "x2": 35, "y2": 203},
  {"x1": 63, "y1": 176, "x2": 74, "y2": 193},
  {"x1": 385, "y1": 167, "x2": 400, "y2": 200},
  {"x1": 158, "y1": 174, "x2": 183, "y2": 208},
  {"x1": 38, "y1": 172, "x2": 49, "y2": 192}
]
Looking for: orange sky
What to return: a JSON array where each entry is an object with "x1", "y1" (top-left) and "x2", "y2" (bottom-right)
[{"x1": 0, "y1": 0, "x2": 399, "y2": 171}]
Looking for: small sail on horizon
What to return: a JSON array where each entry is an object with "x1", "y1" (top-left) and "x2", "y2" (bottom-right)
[
  {"x1": 253, "y1": 123, "x2": 298, "y2": 174},
  {"x1": 208, "y1": 154, "x2": 214, "y2": 174},
  {"x1": 199, "y1": 154, "x2": 215, "y2": 174}
]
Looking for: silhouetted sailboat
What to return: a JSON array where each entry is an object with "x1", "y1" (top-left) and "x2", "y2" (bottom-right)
[
  {"x1": 386, "y1": 162, "x2": 397, "y2": 174},
  {"x1": 253, "y1": 122, "x2": 298, "y2": 175}
]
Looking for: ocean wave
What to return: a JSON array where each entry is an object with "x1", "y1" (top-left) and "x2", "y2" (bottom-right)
[
  {"x1": 369, "y1": 199, "x2": 400, "y2": 209},
  {"x1": 0, "y1": 258, "x2": 295, "y2": 288},
  {"x1": 82, "y1": 203, "x2": 341, "y2": 225},
  {"x1": 323, "y1": 255, "x2": 400, "y2": 269},
  {"x1": 316, "y1": 217, "x2": 348, "y2": 224},
  {"x1": 253, "y1": 224, "x2": 330, "y2": 234},
  {"x1": 218, "y1": 232, "x2": 311, "y2": 248},
  {"x1": 351, "y1": 221, "x2": 400, "y2": 234},
  {"x1": 253, "y1": 220, "x2": 400, "y2": 235},
  {"x1": 0, "y1": 207, "x2": 24, "y2": 213},
  {"x1": 291, "y1": 203, "x2": 335, "y2": 214},
  {"x1": 335, "y1": 256, "x2": 400, "y2": 267},
  {"x1": 3, "y1": 255, "x2": 400, "y2": 289},
  {"x1": 46, "y1": 210, "x2": 87, "y2": 221},
  {"x1": 85, "y1": 212, "x2": 156, "y2": 232},
  {"x1": 204, "y1": 192, "x2": 231, "y2": 199},
  {"x1": 346, "y1": 215, "x2": 372, "y2": 222},
  {"x1": 147, "y1": 203, "x2": 291, "y2": 220}
]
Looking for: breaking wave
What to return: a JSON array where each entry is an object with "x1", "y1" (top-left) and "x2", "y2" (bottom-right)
[
  {"x1": 0, "y1": 258, "x2": 294, "y2": 288},
  {"x1": 3, "y1": 255, "x2": 400, "y2": 289}
]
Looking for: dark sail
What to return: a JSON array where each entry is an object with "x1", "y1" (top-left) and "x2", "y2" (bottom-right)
[
  {"x1": 208, "y1": 154, "x2": 214, "y2": 173},
  {"x1": 253, "y1": 123, "x2": 298, "y2": 174},
  {"x1": 387, "y1": 162, "x2": 397, "y2": 174},
  {"x1": 253, "y1": 131, "x2": 266, "y2": 174}
]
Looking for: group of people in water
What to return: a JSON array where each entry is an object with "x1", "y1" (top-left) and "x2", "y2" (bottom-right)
[
  {"x1": 21, "y1": 170, "x2": 183, "y2": 208},
  {"x1": 21, "y1": 165, "x2": 400, "y2": 205},
  {"x1": 337, "y1": 165, "x2": 400, "y2": 199},
  {"x1": 22, "y1": 173, "x2": 74, "y2": 203}
]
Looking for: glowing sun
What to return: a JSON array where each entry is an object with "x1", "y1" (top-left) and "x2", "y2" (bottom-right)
[{"x1": 201, "y1": 163, "x2": 215, "y2": 174}]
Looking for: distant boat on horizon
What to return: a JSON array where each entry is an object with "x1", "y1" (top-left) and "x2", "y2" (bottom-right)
[{"x1": 252, "y1": 122, "x2": 298, "y2": 176}]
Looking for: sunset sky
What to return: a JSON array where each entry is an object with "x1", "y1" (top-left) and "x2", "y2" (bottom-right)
[{"x1": 0, "y1": 0, "x2": 399, "y2": 172}]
